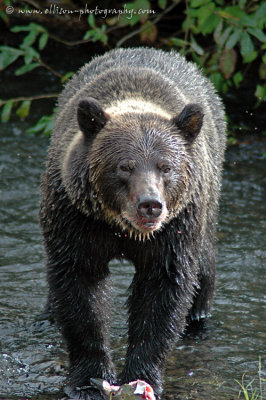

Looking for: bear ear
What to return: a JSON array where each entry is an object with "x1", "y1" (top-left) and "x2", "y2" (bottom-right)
[
  {"x1": 77, "y1": 97, "x2": 109, "y2": 137},
  {"x1": 172, "y1": 104, "x2": 204, "y2": 143}
]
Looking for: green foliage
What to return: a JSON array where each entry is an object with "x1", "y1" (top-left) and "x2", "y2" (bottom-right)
[
  {"x1": 0, "y1": 22, "x2": 48, "y2": 76},
  {"x1": 0, "y1": 46, "x2": 24, "y2": 70},
  {"x1": 234, "y1": 357, "x2": 265, "y2": 400},
  {"x1": 1, "y1": 100, "x2": 13, "y2": 123},
  {"x1": 83, "y1": 14, "x2": 108, "y2": 45},
  {"x1": 170, "y1": 0, "x2": 266, "y2": 100},
  {"x1": 115, "y1": 0, "x2": 151, "y2": 27},
  {"x1": 0, "y1": 98, "x2": 31, "y2": 122},
  {"x1": 61, "y1": 71, "x2": 75, "y2": 84},
  {"x1": 26, "y1": 113, "x2": 54, "y2": 136},
  {"x1": 255, "y1": 84, "x2": 266, "y2": 105},
  {"x1": 0, "y1": 20, "x2": 56, "y2": 131},
  {"x1": 0, "y1": 0, "x2": 265, "y2": 136},
  {"x1": 11, "y1": 22, "x2": 48, "y2": 50},
  {"x1": 16, "y1": 100, "x2": 31, "y2": 119}
]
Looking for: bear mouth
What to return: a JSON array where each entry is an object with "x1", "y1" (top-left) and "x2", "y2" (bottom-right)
[
  {"x1": 122, "y1": 215, "x2": 163, "y2": 235},
  {"x1": 119, "y1": 204, "x2": 168, "y2": 239},
  {"x1": 137, "y1": 219, "x2": 161, "y2": 231}
]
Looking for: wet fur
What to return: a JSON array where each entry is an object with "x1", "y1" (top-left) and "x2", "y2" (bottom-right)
[{"x1": 40, "y1": 48, "x2": 226, "y2": 398}]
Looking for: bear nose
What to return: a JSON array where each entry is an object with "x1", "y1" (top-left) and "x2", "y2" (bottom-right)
[{"x1": 137, "y1": 197, "x2": 163, "y2": 218}]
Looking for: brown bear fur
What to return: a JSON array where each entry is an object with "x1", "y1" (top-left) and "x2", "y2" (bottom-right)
[{"x1": 40, "y1": 48, "x2": 226, "y2": 399}]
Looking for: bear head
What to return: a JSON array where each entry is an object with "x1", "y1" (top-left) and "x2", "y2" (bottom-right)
[{"x1": 62, "y1": 97, "x2": 204, "y2": 240}]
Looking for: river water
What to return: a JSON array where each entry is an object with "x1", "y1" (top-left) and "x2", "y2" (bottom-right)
[{"x1": 0, "y1": 121, "x2": 265, "y2": 399}]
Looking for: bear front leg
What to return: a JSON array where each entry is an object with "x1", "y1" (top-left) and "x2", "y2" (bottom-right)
[
  {"x1": 120, "y1": 274, "x2": 194, "y2": 398},
  {"x1": 47, "y1": 261, "x2": 116, "y2": 398},
  {"x1": 188, "y1": 265, "x2": 215, "y2": 323},
  {"x1": 188, "y1": 223, "x2": 217, "y2": 324}
]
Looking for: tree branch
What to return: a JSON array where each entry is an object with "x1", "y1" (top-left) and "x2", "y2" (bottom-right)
[
  {"x1": 0, "y1": 93, "x2": 58, "y2": 106},
  {"x1": 116, "y1": 1, "x2": 181, "y2": 48}
]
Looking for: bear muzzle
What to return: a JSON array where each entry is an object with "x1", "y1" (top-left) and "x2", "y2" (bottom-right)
[
  {"x1": 136, "y1": 196, "x2": 163, "y2": 231},
  {"x1": 137, "y1": 197, "x2": 163, "y2": 219},
  {"x1": 123, "y1": 192, "x2": 167, "y2": 234}
]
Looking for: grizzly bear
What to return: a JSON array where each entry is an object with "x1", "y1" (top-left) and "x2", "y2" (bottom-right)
[{"x1": 39, "y1": 48, "x2": 226, "y2": 399}]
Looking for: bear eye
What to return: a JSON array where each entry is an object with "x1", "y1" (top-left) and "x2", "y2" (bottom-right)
[
  {"x1": 117, "y1": 160, "x2": 135, "y2": 180},
  {"x1": 120, "y1": 165, "x2": 129, "y2": 172},
  {"x1": 118, "y1": 160, "x2": 135, "y2": 173},
  {"x1": 158, "y1": 161, "x2": 172, "y2": 174},
  {"x1": 162, "y1": 166, "x2": 171, "y2": 174}
]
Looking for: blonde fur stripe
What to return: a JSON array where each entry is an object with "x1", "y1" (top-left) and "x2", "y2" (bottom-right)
[{"x1": 105, "y1": 98, "x2": 172, "y2": 119}]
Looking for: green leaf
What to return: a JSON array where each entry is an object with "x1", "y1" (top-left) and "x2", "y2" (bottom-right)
[
  {"x1": 11, "y1": 25, "x2": 32, "y2": 33},
  {"x1": 61, "y1": 71, "x2": 74, "y2": 83},
  {"x1": 43, "y1": 118, "x2": 54, "y2": 136},
  {"x1": 259, "y1": 63, "x2": 266, "y2": 80},
  {"x1": 194, "y1": 2, "x2": 217, "y2": 33},
  {"x1": 191, "y1": 52, "x2": 201, "y2": 66},
  {"x1": 182, "y1": 15, "x2": 198, "y2": 34},
  {"x1": 126, "y1": 13, "x2": 140, "y2": 27},
  {"x1": 88, "y1": 14, "x2": 96, "y2": 28},
  {"x1": 240, "y1": 31, "x2": 254, "y2": 57},
  {"x1": 21, "y1": 30, "x2": 38, "y2": 48},
  {"x1": 0, "y1": 9, "x2": 9, "y2": 23},
  {"x1": 190, "y1": 0, "x2": 210, "y2": 7},
  {"x1": 199, "y1": 14, "x2": 220, "y2": 35},
  {"x1": 24, "y1": 52, "x2": 32, "y2": 65},
  {"x1": 241, "y1": 15, "x2": 258, "y2": 28},
  {"x1": 1, "y1": 100, "x2": 13, "y2": 123},
  {"x1": 242, "y1": 50, "x2": 258, "y2": 63},
  {"x1": 170, "y1": 38, "x2": 187, "y2": 48},
  {"x1": 222, "y1": 80, "x2": 230, "y2": 94},
  {"x1": 254, "y1": 3, "x2": 266, "y2": 22},
  {"x1": 128, "y1": 0, "x2": 150, "y2": 12},
  {"x1": 140, "y1": 20, "x2": 157, "y2": 44},
  {"x1": 255, "y1": 85, "x2": 266, "y2": 102},
  {"x1": 83, "y1": 29, "x2": 94, "y2": 40},
  {"x1": 191, "y1": 36, "x2": 204, "y2": 55},
  {"x1": 239, "y1": 0, "x2": 247, "y2": 8},
  {"x1": 233, "y1": 71, "x2": 243, "y2": 87},
  {"x1": 223, "y1": 6, "x2": 244, "y2": 20},
  {"x1": 99, "y1": 25, "x2": 108, "y2": 45},
  {"x1": 16, "y1": 100, "x2": 31, "y2": 120},
  {"x1": 214, "y1": 20, "x2": 223, "y2": 44},
  {"x1": 12, "y1": 22, "x2": 46, "y2": 33},
  {"x1": 218, "y1": 26, "x2": 233, "y2": 47},
  {"x1": 226, "y1": 29, "x2": 241, "y2": 50},
  {"x1": 26, "y1": 114, "x2": 54, "y2": 136},
  {"x1": 158, "y1": 0, "x2": 167, "y2": 9},
  {"x1": 15, "y1": 22, "x2": 48, "y2": 51},
  {"x1": 23, "y1": 46, "x2": 40, "y2": 65},
  {"x1": 31, "y1": 22, "x2": 46, "y2": 33},
  {"x1": 15, "y1": 62, "x2": 40, "y2": 76},
  {"x1": 187, "y1": 8, "x2": 200, "y2": 18},
  {"x1": 0, "y1": 46, "x2": 24, "y2": 70},
  {"x1": 219, "y1": 48, "x2": 237, "y2": 79},
  {"x1": 39, "y1": 32, "x2": 49, "y2": 50},
  {"x1": 217, "y1": 10, "x2": 238, "y2": 21},
  {"x1": 209, "y1": 72, "x2": 224, "y2": 91},
  {"x1": 247, "y1": 28, "x2": 266, "y2": 43},
  {"x1": 120, "y1": 0, "x2": 150, "y2": 24},
  {"x1": 84, "y1": 23, "x2": 108, "y2": 45}
]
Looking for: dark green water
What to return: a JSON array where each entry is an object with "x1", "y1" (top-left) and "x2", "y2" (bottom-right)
[{"x1": 0, "y1": 122, "x2": 265, "y2": 399}]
